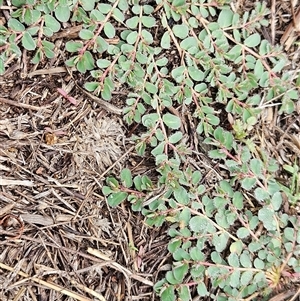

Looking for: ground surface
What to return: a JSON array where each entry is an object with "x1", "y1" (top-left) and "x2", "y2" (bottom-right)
[{"x1": 0, "y1": 1, "x2": 300, "y2": 301}]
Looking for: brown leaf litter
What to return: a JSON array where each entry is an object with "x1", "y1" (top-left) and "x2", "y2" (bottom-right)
[{"x1": 0, "y1": 59, "x2": 169, "y2": 300}]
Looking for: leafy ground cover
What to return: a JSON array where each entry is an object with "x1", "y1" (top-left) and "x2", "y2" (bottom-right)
[{"x1": 0, "y1": 0, "x2": 300, "y2": 300}]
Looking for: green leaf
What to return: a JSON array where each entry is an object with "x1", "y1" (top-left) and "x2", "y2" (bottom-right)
[
  {"x1": 173, "y1": 187, "x2": 189, "y2": 205},
  {"x1": 126, "y1": 16, "x2": 139, "y2": 29},
  {"x1": 240, "y1": 251, "x2": 252, "y2": 268},
  {"x1": 42, "y1": 40, "x2": 54, "y2": 50},
  {"x1": 141, "y1": 16, "x2": 156, "y2": 28},
  {"x1": 31, "y1": 49, "x2": 42, "y2": 64},
  {"x1": 244, "y1": 33, "x2": 261, "y2": 48},
  {"x1": 284, "y1": 227, "x2": 295, "y2": 242},
  {"x1": 230, "y1": 240, "x2": 243, "y2": 254},
  {"x1": 55, "y1": 4, "x2": 70, "y2": 22},
  {"x1": 211, "y1": 251, "x2": 222, "y2": 264},
  {"x1": 120, "y1": 168, "x2": 133, "y2": 188},
  {"x1": 107, "y1": 191, "x2": 128, "y2": 207},
  {"x1": 173, "y1": 0, "x2": 185, "y2": 7},
  {"x1": 190, "y1": 247, "x2": 204, "y2": 261},
  {"x1": 95, "y1": 36, "x2": 108, "y2": 53},
  {"x1": 102, "y1": 186, "x2": 113, "y2": 196},
  {"x1": 249, "y1": 158, "x2": 263, "y2": 176},
  {"x1": 241, "y1": 177, "x2": 256, "y2": 190},
  {"x1": 161, "y1": 32, "x2": 170, "y2": 49},
  {"x1": 207, "y1": 114, "x2": 220, "y2": 126},
  {"x1": 141, "y1": 29, "x2": 153, "y2": 44},
  {"x1": 213, "y1": 127, "x2": 224, "y2": 142},
  {"x1": 212, "y1": 233, "x2": 229, "y2": 252},
  {"x1": 188, "y1": 66, "x2": 204, "y2": 81},
  {"x1": 77, "y1": 51, "x2": 95, "y2": 73},
  {"x1": 228, "y1": 253, "x2": 239, "y2": 267},
  {"x1": 112, "y1": 7, "x2": 125, "y2": 23},
  {"x1": 180, "y1": 37, "x2": 198, "y2": 50},
  {"x1": 199, "y1": 7, "x2": 208, "y2": 18},
  {"x1": 85, "y1": 82, "x2": 99, "y2": 92},
  {"x1": 217, "y1": 9, "x2": 233, "y2": 27},
  {"x1": 254, "y1": 59, "x2": 264, "y2": 77},
  {"x1": 79, "y1": 29, "x2": 94, "y2": 40},
  {"x1": 173, "y1": 263, "x2": 189, "y2": 281},
  {"x1": 24, "y1": 9, "x2": 41, "y2": 25},
  {"x1": 104, "y1": 22, "x2": 115, "y2": 38},
  {"x1": 236, "y1": 227, "x2": 250, "y2": 239},
  {"x1": 66, "y1": 41, "x2": 83, "y2": 52},
  {"x1": 151, "y1": 142, "x2": 165, "y2": 156},
  {"x1": 142, "y1": 113, "x2": 159, "y2": 128},
  {"x1": 168, "y1": 239, "x2": 181, "y2": 253},
  {"x1": 271, "y1": 191, "x2": 282, "y2": 211},
  {"x1": 8, "y1": 18, "x2": 25, "y2": 31},
  {"x1": 172, "y1": 66, "x2": 185, "y2": 82},
  {"x1": 161, "y1": 286, "x2": 175, "y2": 301},
  {"x1": 12, "y1": 0, "x2": 26, "y2": 6},
  {"x1": 102, "y1": 78, "x2": 113, "y2": 100},
  {"x1": 136, "y1": 141, "x2": 146, "y2": 156},
  {"x1": 178, "y1": 285, "x2": 190, "y2": 301},
  {"x1": 127, "y1": 31, "x2": 138, "y2": 44},
  {"x1": 98, "y1": 3, "x2": 112, "y2": 14},
  {"x1": 230, "y1": 270, "x2": 240, "y2": 288},
  {"x1": 208, "y1": 149, "x2": 226, "y2": 160},
  {"x1": 189, "y1": 216, "x2": 208, "y2": 233},
  {"x1": 22, "y1": 32, "x2": 36, "y2": 50},
  {"x1": 44, "y1": 47, "x2": 55, "y2": 58},
  {"x1": 96, "y1": 59, "x2": 111, "y2": 68},
  {"x1": 163, "y1": 113, "x2": 181, "y2": 130},
  {"x1": 172, "y1": 24, "x2": 189, "y2": 39},
  {"x1": 143, "y1": 4, "x2": 153, "y2": 14},
  {"x1": 225, "y1": 44, "x2": 242, "y2": 60},
  {"x1": 91, "y1": 9, "x2": 105, "y2": 21},
  {"x1": 169, "y1": 132, "x2": 183, "y2": 144},
  {"x1": 240, "y1": 271, "x2": 253, "y2": 286},
  {"x1": 145, "y1": 82, "x2": 158, "y2": 94},
  {"x1": 43, "y1": 27, "x2": 54, "y2": 38},
  {"x1": 258, "y1": 207, "x2": 277, "y2": 231},
  {"x1": 197, "y1": 282, "x2": 208, "y2": 296},
  {"x1": 233, "y1": 191, "x2": 243, "y2": 209},
  {"x1": 254, "y1": 187, "x2": 269, "y2": 201},
  {"x1": 156, "y1": 57, "x2": 168, "y2": 66},
  {"x1": 272, "y1": 58, "x2": 287, "y2": 72},
  {"x1": 80, "y1": 0, "x2": 95, "y2": 11},
  {"x1": 44, "y1": 15, "x2": 60, "y2": 32},
  {"x1": 258, "y1": 70, "x2": 269, "y2": 87},
  {"x1": 0, "y1": 60, "x2": 5, "y2": 75},
  {"x1": 254, "y1": 258, "x2": 265, "y2": 269}
]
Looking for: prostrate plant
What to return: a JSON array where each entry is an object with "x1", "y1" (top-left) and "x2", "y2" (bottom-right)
[{"x1": 1, "y1": 0, "x2": 299, "y2": 300}]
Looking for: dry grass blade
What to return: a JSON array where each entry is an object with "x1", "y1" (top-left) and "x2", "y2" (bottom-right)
[
  {"x1": 87, "y1": 248, "x2": 153, "y2": 287},
  {"x1": 0, "y1": 262, "x2": 94, "y2": 301},
  {"x1": 280, "y1": 5, "x2": 300, "y2": 49},
  {"x1": 27, "y1": 66, "x2": 76, "y2": 77},
  {"x1": 0, "y1": 179, "x2": 33, "y2": 186},
  {"x1": 0, "y1": 97, "x2": 51, "y2": 111},
  {"x1": 0, "y1": 203, "x2": 15, "y2": 216}
]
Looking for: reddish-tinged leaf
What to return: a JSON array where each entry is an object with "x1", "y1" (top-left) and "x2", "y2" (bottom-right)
[
  {"x1": 57, "y1": 87, "x2": 67, "y2": 97},
  {"x1": 57, "y1": 88, "x2": 77, "y2": 105},
  {"x1": 66, "y1": 96, "x2": 77, "y2": 106}
]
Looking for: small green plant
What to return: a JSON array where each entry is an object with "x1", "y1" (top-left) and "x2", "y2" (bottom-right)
[{"x1": 1, "y1": 0, "x2": 299, "y2": 300}]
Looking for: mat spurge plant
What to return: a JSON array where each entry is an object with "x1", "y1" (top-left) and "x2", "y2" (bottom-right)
[{"x1": 1, "y1": 0, "x2": 299, "y2": 300}]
